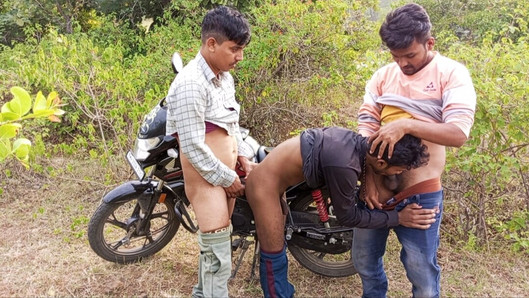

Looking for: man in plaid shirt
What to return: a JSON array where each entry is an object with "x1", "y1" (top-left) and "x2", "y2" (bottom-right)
[{"x1": 165, "y1": 6, "x2": 254, "y2": 297}]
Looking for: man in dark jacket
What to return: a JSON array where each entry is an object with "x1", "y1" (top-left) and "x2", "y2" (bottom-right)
[{"x1": 246, "y1": 127, "x2": 437, "y2": 298}]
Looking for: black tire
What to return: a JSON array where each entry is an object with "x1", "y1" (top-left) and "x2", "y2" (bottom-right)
[
  {"x1": 87, "y1": 194, "x2": 180, "y2": 264},
  {"x1": 287, "y1": 192, "x2": 357, "y2": 277}
]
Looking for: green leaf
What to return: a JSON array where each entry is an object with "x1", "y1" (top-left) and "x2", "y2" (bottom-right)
[
  {"x1": 0, "y1": 123, "x2": 22, "y2": 139},
  {"x1": 0, "y1": 138, "x2": 11, "y2": 161},
  {"x1": 0, "y1": 111, "x2": 21, "y2": 121},
  {"x1": 31, "y1": 110, "x2": 55, "y2": 118},
  {"x1": 46, "y1": 91, "x2": 59, "y2": 107},
  {"x1": 8, "y1": 87, "x2": 32, "y2": 117},
  {"x1": 13, "y1": 138, "x2": 31, "y2": 160},
  {"x1": 33, "y1": 91, "x2": 47, "y2": 113}
]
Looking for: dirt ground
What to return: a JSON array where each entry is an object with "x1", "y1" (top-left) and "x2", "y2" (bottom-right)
[{"x1": 0, "y1": 157, "x2": 528, "y2": 297}]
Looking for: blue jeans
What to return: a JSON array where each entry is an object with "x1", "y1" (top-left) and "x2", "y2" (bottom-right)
[{"x1": 352, "y1": 190, "x2": 443, "y2": 298}]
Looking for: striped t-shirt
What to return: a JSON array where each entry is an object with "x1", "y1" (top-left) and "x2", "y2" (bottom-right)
[{"x1": 358, "y1": 52, "x2": 476, "y2": 137}]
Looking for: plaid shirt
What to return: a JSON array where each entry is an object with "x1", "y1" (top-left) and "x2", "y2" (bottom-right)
[{"x1": 166, "y1": 52, "x2": 252, "y2": 187}]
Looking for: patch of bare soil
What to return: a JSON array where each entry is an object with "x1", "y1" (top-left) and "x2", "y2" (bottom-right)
[{"x1": 0, "y1": 157, "x2": 528, "y2": 297}]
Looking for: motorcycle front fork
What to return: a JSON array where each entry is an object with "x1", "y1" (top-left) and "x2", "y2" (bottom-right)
[{"x1": 136, "y1": 166, "x2": 165, "y2": 218}]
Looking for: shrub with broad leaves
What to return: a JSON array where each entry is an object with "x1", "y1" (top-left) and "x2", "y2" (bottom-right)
[{"x1": 0, "y1": 87, "x2": 64, "y2": 167}]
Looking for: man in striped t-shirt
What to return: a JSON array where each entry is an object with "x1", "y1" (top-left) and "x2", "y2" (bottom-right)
[{"x1": 353, "y1": 3, "x2": 476, "y2": 297}]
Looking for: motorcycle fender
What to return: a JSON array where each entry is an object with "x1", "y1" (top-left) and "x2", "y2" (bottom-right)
[{"x1": 102, "y1": 180, "x2": 159, "y2": 204}]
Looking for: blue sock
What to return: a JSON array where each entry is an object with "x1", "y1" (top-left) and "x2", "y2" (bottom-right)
[{"x1": 259, "y1": 246, "x2": 295, "y2": 298}]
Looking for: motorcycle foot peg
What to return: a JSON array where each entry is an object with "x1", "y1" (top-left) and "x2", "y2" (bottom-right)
[
  {"x1": 285, "y1": 227, "x2": 293, "y2": 241},
  {"x1": 232, "y1": 238, "x2": 242, "y2": 250}
]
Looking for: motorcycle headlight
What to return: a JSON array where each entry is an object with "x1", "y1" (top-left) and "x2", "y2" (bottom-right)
[{"x1": 132, "y1": 137, "x2": 161, "y2": 161}]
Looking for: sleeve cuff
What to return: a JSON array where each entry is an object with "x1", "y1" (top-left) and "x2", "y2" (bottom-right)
[
  {"x1": 217, "y1": 168, "x2": 237, "y2": 188},
  {"x1": 388, "y1": 210, "x2": 399, "y2": 227}
]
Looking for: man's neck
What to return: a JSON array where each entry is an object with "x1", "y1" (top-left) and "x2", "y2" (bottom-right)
[
  {"x1": 416, "y1": 51, "x2": 436, "y2": 73},
  {"x1": 200, "y1": 48, "x2": 221, "y2": 76}
]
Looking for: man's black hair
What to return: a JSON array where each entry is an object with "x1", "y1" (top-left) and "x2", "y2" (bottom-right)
[
  {"x1": 379, "y1": 3, "x2": 431, "y2": 49},
  {"x1": 370, "y1": 134, "x2": 429, "y2": 170},
  {"x1": 201, "y1": 6, "x2": 251, "y2": 46}
]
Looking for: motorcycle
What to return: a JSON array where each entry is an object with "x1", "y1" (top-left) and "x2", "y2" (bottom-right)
[{"x1": 87, "y1": 53, "x2": 357, "y2": 278}]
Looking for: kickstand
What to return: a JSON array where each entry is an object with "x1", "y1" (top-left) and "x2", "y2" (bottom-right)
[
  {"x1": 230, "y1": 237, "x2": 253, "y2": 280},
  {"x1": 250, "y1": 240, "x2": 260, "y2": 279}
]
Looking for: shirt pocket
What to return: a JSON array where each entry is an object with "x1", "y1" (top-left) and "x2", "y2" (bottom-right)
[{"x1": 223, "y1": 89, "x2": 240, "y2": 114}]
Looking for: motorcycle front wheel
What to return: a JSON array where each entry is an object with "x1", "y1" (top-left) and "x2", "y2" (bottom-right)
[
  {"x1": 287, "y1": 192, "x2": 357, "y2": 277},
  {"x1": 87, "y1": 195, "x2": 180, "y2": 264}
]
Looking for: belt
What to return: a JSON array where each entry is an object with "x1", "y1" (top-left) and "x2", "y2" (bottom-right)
[{"x1": 382, "y1": 177, "x2": 441, "y2": 211}]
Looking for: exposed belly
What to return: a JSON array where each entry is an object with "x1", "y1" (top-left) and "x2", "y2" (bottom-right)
[
  {"x1": 398, "y1": 140, "x2": 446, "y2": 189},
  {"x1": 205, "y1": 128, "x2": 238, "y2": 169}
]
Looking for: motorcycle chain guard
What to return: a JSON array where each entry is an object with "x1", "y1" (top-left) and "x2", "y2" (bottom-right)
[
  {"x1": 288, "y1": 210, "x2": 352, "y2": 254},
  {"x1": 288, "y1": 232, "x2": 352, "y2": 254}
]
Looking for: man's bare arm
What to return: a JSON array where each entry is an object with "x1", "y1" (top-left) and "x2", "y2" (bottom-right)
[{"x1": 368, "y1": 118, "x2": 467, "y2": 158}]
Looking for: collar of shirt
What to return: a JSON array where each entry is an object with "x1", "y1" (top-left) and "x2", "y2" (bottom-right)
[{"x1": 196, "y1": 52, "x2": 226, "y2": 88}]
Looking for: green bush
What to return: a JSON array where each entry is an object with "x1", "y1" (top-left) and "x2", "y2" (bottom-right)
[
  {"x1": 0, "y1": 0, "x2": 528, "y2": 251},
  {"x1": 418, "y1": 0, "x2": 528, "y2": 46},
  {"x1": 0, "y1": 29, "x2": 175, "y2": 159},
  {"x1": 0, "y1": 87, "x2": 64, "y2": 166},
  {"x1": 235, "y1": 0, "x2": 380, "y2": 142},
  {"x1": 442, "y1": 37, "x2": 529, "y2": 249}
]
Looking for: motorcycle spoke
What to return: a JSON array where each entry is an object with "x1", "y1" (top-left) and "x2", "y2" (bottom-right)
[
  {"x1": 105, "y1": 213, "x2": 128, "y2": 230},
  {"x1": 150, "y1": 209, "x2": 170, "y2": 220},
  {"x1": 143, "y1": 223, "x2": 170, "y2": 240},
  {"x1": 103, "y1": 212, "x2": 171, "y2": 251},
  {"x1": 145, "y1": 235, "x2": 155, "y2": 244},
  {"x1": 88, "y1": 191, "x2": 181, "y2": 264},
  {"x1": 110, "y1": 239, "x2": 126, "y2": 250}
]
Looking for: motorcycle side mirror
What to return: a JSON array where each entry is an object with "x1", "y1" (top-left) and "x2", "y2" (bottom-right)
[{"x1": 171, "y1": 52, "x2": 184, "y2": 74}]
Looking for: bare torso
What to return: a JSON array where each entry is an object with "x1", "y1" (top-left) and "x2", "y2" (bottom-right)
[
  {"x1": 245, "y1": 135, "x2": 305, "y2": 251},
  {"x1": 377, "y1": 140, "x2": 445, "y2": 203},
  {"x1": 399, "y1": 140, "x2": 445, "y2": 188},
  {"x1": 180, "y1": 128, "x2": 238, "y2": 232}
]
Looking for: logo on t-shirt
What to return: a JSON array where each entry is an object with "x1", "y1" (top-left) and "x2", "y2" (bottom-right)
[{"x1": 424, "y1": 82, "x2": 437, "y2": 92}]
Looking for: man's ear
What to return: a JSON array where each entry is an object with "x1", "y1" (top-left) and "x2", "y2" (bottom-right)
[
  {"x1": 206, "y1": 37, "x2": 217, "y2": 52},
  {"x1": 426, "y1": 36, "x2": 435, "y2": 50},
  {"x1": 375, "y1": 159, "x2": 388, "y2": 169}
]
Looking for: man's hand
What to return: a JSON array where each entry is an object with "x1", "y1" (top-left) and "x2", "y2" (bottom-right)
[
  {"x1": 237, "y1": 155, "x2": 257, "y2": 178},
  {"x1": 224, "y1": 176, "x2": 245, "y2": 198},
  {"x1": 368, "y1": 119, "x2": 411, "y2": 159},
  {"x1": 397, "y1": 203, "x2": 438, "y2": 229}
]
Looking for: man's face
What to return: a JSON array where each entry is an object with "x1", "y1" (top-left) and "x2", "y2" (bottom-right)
[
  {"x1": 210, "y1": 39, "x2": 245, "y2": 73},
  {"x1": 389, "y1": 37, "x2": 434, "y2": 76}
]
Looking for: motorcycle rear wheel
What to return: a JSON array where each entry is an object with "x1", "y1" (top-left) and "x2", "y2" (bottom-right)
[
  {"x1": 287, "y1": 192, "x2": 357, "y2": 277},
  {"x1": 87, "y1": 195, "x2": 180, "y2": 264}
]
